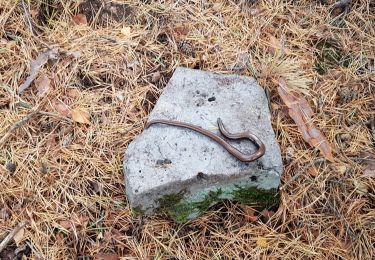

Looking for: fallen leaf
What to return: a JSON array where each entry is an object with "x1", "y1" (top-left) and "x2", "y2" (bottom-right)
[
  {"x1": 19, "y1": 48, "x2": 58, "y2": 93},
  {"x1": 0, "y1": 208, "x2": 10, "y2": 220},
  {"x1": 72, "y1": 14, "x2": 87, "y2": 25},
  {"x1": 174, "y1": 24, "x2": 189, "y2": 36},
  {"x1": 256, "y1": 237, "x2": 268, "y2": 248},
  {"x1": 261, "y1": 209, "x2": 275, "y2": 222},
  {"x1": 336, "y1": 165, "x2": 347, "y2": 174},
  {"x1": 247, "y1": 8, "x2": 266, "y2": 16},
  {"x1": 94, "y1": 253, "x2": 120, "y2": 260},
  {"x1": 354, "y1": 179, "x2": 368, "y2": 195},
  {"x1": 35, "y1": 74, "x2": 50, "y2": 97},
  {"x1": 266, "y1": 32, "x2": 292, "y2": 55},
  {"x1": 277, "y1": 78, "x2": 334, "y2": 162},
  {"x1": 114, "y1": 92, "x2": 124, "y2": 102},
  {"x1": 58, "y1": 220, "x2": 73, "y2": 230},
  {"x1": 120, "y1": 27, "x2": 131, "y2": 38},
  {"x1": 308, "y1": 166, "x2": 319, "y2": 177},
  {"x1": 67, "y1": 88, "x2": 81, "y2": 98},
  {"x1": 359, "y1": 152, "x2": 375, "y2": 178},
  {"x1": 58, "y1": 215, "x2": 89, "y2": 230},
  {"x1": 13, "y1": 227, "x2": 25, "y2": 246},
  {"x1": 53, "y1": 100, "x2": 71, "y2": 117},
  {"x1": 71, "y1": 108, "x2": 90, "y2": 124},
  {"x1": 243, "y1": 206, "x2": 258, "y2": 222}
]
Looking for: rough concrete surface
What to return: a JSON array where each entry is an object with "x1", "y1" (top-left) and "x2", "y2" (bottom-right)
[{"x1": 124, "y1": 67, "x2": 283, "y2": 222}]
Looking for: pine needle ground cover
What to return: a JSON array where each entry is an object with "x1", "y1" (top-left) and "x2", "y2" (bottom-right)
[{"x1": 0, "y1": 0, "x2": 374, "y2": 259}]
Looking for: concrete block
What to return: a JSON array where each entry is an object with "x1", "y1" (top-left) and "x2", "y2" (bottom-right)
[{"x1": 124, "y1": 67, "x2": 283, "y2": 222}]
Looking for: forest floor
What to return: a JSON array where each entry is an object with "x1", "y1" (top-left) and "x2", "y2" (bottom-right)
[{"x1": 0, "y1": 0, "x2": 374, "y2": 259}]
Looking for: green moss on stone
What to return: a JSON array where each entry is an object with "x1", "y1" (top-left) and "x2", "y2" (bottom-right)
[
  {"x1": 160, "y1": 189, "x2": 224, "y2": 223},
  {"x1": 131, "y1": 206, "x2": 144, "y2": 216},
  {"x1": 232, "y1": 185, "x2": 278, "y2": 207},
  {"x1": 156, "y1": 186, "x2": 278, "y2": 223}
]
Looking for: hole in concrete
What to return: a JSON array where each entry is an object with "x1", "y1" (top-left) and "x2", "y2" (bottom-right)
[
  {"x1": 197, "y1": 172, "x2": 206, "y2": 180},
  {"x1": 250, "y1": 176, "x2": 257, "y2": 181},
  {"x1": 139, "y1": 170, "x2": 141, "y2": 173},
  {"x1": 208, "y1": 96, "x2": 216, "y2": 102},
  {"x1": 196, "y1": 90, "x2": 200, "y2": 94},
  {"x1": 135, "y1": 189, "x2": 138, "y2": 193}
]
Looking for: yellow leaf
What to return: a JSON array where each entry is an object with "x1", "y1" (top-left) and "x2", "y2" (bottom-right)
[
  {"x1": 256, "y1": 237, "x2": 268, "y2": 248},
  {"x1": 13, "y1": 227, "x2": 25, "y2": 246},
  {"x1": 121, "y1": 27, "x2": 131, "y2": 38},
  {"x1": 71, "y1": 108, "x2": 90, "y2": 124},
  {"x1": 354, "y1": 179, "x2": 368, "y2": 195}
]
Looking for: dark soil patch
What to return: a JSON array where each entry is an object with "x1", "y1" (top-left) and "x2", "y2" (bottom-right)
[{"x1": 79, "y1": 0, "x2": 133, "y2": 26}]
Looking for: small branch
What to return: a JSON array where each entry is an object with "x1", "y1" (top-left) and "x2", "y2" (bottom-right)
[
  {"x1": 0, "y1": 110, "x2": 72, "y2": 147},
  {"x1": 38, "y1": 111, "x2": 73, "y2": 123},
  {"x1": 20, "y1": 0, "x2": 36, "y2": 36},
  {"x1": 0, "y1": 111, "x2": 39, "y2": 147},
  {"x1": 25, "y1": 240, "x2": 43, "y2": 259},
  {"x1": 0, "y1": 221, "x2": 26, "y2": 253},
  {"x1": 349, "y1": 157, "x2": 375, "y2": 163}
]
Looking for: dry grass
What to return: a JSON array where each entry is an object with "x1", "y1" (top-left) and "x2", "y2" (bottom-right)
[{"x1": 0, "y1": 0, "x2": 374, "y2": 259}]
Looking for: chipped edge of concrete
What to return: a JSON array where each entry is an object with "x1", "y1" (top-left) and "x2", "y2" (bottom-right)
[{"x1": 129, "y1": 166, "x2": 280, "y2": 222}]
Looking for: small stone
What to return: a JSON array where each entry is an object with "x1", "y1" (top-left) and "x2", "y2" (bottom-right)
[
  {"x1": 285, "y1": 146, "x2": 294, "y2": 162},
  {"x1": 339, "y1": 133, "x2": 351, "y2": 142},
  {"x1": 151, "y1": 71, "x2": 161, "y2": 83},
  {"x1": 6, "y1": 162, "x2": 16, "y2": 174},
  {"x1": 124, "y1": 67, "x2": 283, "y2": 222},
  {"x1": 41, "y1": 162, "x2": 48, "y2": 175}
]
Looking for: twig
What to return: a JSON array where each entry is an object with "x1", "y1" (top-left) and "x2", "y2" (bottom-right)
[
  {"x1": 0, "y1": 110, "x2": 39, "y2": 147},
  {"x1": 349, "y1": 157, "x2": 375, "y2": 163},
  {"x1": 0, "y1": 221, "x2": 26, "y2": 253},
  {"x1": 0, "y1": 110, "x2": 73, "y2": 147},
  {"x1": 25, "y1": 240, "x2": 44, "y2": 259},
  {"x1": 38, "y1": 111, "x2": 73, "y2": 123},
  {"x1": 20, "y1": 0, "x2": 35, "y2": 36}
]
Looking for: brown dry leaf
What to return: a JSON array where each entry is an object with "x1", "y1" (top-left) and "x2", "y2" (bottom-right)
[
  {"x1": 261, "y1": 209, "x2": 275, "y2": 222},
  {"x1": 19, "y1": 48, "x2": 58, "y2": 93},
  {"x1": 67, "y1": 88, "x2": 81, "y2": 98},
  {"x1": 58, "y1": 215, "x2": 89, "y2": 230},
  {"x1": 58, "y1": 220, "x2": 73, "y2": 230},
  {"x1": 308, "y1": 166, "x2": 319, "y2": 176},
  {"x1": 53, "y1": 100, "x2": 71, "y2": 117},
  {"x1": 71, "y1": 108, "x2": 90, "y2": 124},
  {"x1": 13, "y1": 227, "x2": 25, "y2": 246},
  {"x1": 35, "y1": 74, "x2": 50, "y2": 97},
  {"x1": 359, "y1": 152, "x2": 375, "y2": 178},
  {"x1": 72, "y1": 14, "x2": 87, "y2": 25},
  {"x1": 266, "y1": 32, "x2": 292, "y2": 55},
  {"x1": 174, "y1": 24, "x2": 189, "y2": 36},
  {"x1": 243, "y1": 206, "x2": 258, "y2": 222},
  {"x1": 277, "y1": 78, "x2": 334, "y2": 162},
  {"x1": 354, "y1": 179, "x2": 368, "y2": 195},
  {"x1": 94, "y1": 253, "x2": 120, "y2": 260}
]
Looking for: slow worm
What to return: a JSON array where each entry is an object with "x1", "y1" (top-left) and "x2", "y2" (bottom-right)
[{"x1": 146, "y1": 118, "x2": 265, "y2": 162}]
